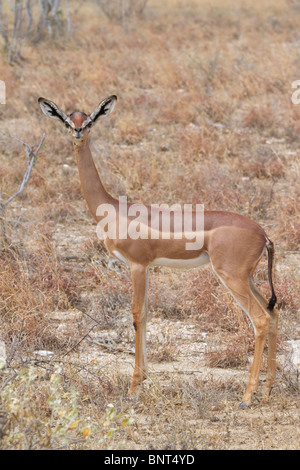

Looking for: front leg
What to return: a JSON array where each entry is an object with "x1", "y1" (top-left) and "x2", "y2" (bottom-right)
[{"x1": 128, "y1": 263, "x2": 148, "y2": 396}]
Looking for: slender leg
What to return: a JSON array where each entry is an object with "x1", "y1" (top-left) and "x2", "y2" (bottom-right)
[
  {"x1": 263, "y1": 307, "x2": 279, "y2": 397},
  {"x1": 249, "y1": 278, "x2": 279, "y2": 398},
  {"x1": 241, "y1": 292, "x2": 269, "y2": 406},
  {"x1": 249, "y1": 277, "x2": 268, "y2": 309},
  {"x1": 144, "y1": 267, "x2": 149, "y2": 316},
  {"x1": 212, "y1": 268, "x2": 270, "y2": 406},
  {"x1": 128, "y1": 263, "x2": 148, "y2": 396}
]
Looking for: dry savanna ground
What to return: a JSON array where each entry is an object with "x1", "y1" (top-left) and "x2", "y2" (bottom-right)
[{"x1": 0, "y1": 0, "x2": 299, "y2": 450}]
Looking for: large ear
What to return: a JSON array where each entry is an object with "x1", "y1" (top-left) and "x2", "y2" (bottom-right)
[
  {"x1": 38, "y1": 97, "x2": 73, "y2": 128},
  {"x1": 82, "y1": 95, "x2": 117, "y2": 129}
]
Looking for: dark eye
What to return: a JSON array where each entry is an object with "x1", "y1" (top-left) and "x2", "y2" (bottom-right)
[{"x1": 64, "y1": 121, "x2": 72, "y2": 129}]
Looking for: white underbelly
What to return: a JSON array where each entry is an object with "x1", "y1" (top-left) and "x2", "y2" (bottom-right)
[
  {"x1": 112, "y1": 250, "x2": 210, "y2": 269},
  {"x1": 112, "y1": 250, "x2": 130, "y2": 265},
  {"x1": 150, "y1": 252, "x2": 210, "y2": 269}
]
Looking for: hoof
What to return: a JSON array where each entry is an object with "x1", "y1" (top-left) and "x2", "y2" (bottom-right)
[
  {"x1": 238, "y1": 402, "x2": 249, "y2": 409},
  {"x1": 262, "y1": 384, "x2": 273, "y2": 398},
  {"x1": 127, "y1": 383, "x2": 142, "y2": 398},
  {"x1": 125, "y1": 394, "x2": 135, "y2": 402}
]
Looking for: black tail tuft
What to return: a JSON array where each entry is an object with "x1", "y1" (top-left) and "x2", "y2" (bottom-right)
[
  {"x1": 266, "y1": 238, "x2": 277, "y2": 311},
  {"x1": 267, "y1": 293, "x2": 277, "y2": 311}
]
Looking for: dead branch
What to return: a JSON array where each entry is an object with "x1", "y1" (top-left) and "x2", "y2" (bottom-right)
[{"x1": 0, "y1": 132, "x2": 46, "y2": 248}]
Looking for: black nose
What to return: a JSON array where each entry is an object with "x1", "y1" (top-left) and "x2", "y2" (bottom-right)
[{"x1": 73, "y1": 128, "x2": 82, "y2": 139}]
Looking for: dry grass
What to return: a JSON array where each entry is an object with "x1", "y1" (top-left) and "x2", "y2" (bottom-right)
[{"x1": 0, "y1": 0, "x2": 299, "y2": 450}]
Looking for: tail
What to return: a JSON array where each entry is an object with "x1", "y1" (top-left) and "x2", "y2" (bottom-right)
[{"x1": 266, "y1": 238, "x2": 277, "y2": 311}]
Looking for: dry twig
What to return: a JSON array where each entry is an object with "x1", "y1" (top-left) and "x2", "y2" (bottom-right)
[{"x1": 0, "y1": 132, "x2": 46, "y2": 247}]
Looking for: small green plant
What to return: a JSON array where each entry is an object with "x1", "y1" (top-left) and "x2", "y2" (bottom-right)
[
  {"x1": 100, "y1": 403, "x2": 135, "y2": 449},
  {"x1": 0, "y1": 364, "x2": 135, "y2": 450}
]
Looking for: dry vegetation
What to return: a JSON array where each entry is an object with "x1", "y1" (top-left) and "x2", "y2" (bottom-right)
[{"x1": 0, "y1": 0, "x2": 299, "y2": 450}]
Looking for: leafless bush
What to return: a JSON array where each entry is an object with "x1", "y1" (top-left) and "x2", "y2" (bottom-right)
[
  {"x1": 0, "y1": 0, "x2": 72, "y2": 63},
  {"x1": 0, "y1": 0, "x2": 32, "y2": 62},
  {"x1": 97, "y1": 0, "x2": 147, "y2": 30},
  {"x1": 98, "y1": 0, "x2": 147, "y2": 19},
  {"x1": 0, "y1": 132, "x2": 45, "y2": 248}
]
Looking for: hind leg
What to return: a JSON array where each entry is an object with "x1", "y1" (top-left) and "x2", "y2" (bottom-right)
[
  {"x1": 250, "y1": 278, "x2": 279, "y2": 398},
  {"x1": 211, "y1": 266, "x2": 270, "y2": 406}
]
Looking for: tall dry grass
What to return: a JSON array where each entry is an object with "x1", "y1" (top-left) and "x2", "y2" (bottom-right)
[{"x1": 0, "y1": 0, "x2": 299, "y2": 450}]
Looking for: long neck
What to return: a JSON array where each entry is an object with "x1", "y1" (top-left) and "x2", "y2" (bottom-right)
[{"x1": 73, "y1": 138, "x2": 116, "y2": 221}]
